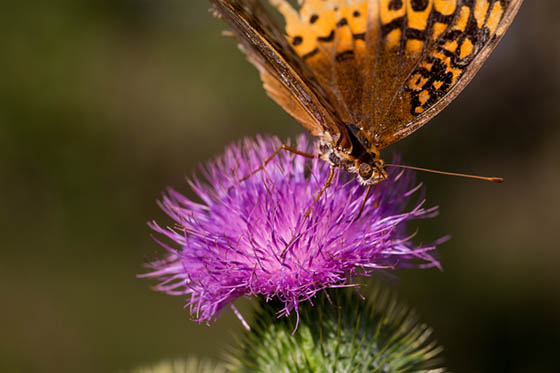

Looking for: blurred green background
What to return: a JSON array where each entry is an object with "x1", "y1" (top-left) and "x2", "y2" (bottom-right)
[{"x1": 1, "y1": 1, "x2": 558, "y2": 372}]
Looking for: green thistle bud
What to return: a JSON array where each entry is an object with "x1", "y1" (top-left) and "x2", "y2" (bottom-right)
[{"x1": 228, "y1": 288, "x2": 445, "y2": 372}]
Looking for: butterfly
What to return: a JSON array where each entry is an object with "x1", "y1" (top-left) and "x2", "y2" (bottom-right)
[{"x1": 210, "y1": 0, "x2": 523, "y2": 185}]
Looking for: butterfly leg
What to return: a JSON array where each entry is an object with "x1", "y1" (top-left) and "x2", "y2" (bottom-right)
[
  {"x1": 355, "y1": 184, "x2": 373, "y2": 221},
  {"x1": 281, "y1": 166, "x2": 335, "y2": 259},
  {"x1": 236, "y1": 144, "x2": 315, "y2": 186},
  {"x1": 304, "y1": 165, "x2": 335, "y2": 219}
]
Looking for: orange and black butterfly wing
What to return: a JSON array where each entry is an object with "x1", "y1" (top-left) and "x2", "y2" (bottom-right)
[
  {"x1": 210, "y1": 0, "x2": 349, "y2": 145},
  {"x1": 272, "y1": 0, "x2": 523, "y2": 149},
  {"x1": 366, "y1": 0, "x2": 524, "y2": 148},
  {"x1": 271, "y1": 0, "x2": 374, "y2": 126}
]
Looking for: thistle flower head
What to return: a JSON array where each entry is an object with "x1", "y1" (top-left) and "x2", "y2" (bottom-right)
[{"x1": 141, "y1": 135, "x2": 441, "y2": 323}]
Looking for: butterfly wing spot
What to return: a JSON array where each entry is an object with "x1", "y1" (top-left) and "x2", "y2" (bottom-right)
[
  {"x1": 353, "y1": 33, "x2": 366, "y2": 41},
  {"x1": 459, "y1": 37, "x2": 474, "y2": 59},
  {"x1": 388, "y1": 0, "x2": 404, "y2": 11},
  {"x1": 335, "y1": 50, "x2": 355, "y2": 63},
  {"x1": 432, "y1": 22, "x2": 448, "y2": 39},
  {"x1": 474, "y1": 0, "x2": 491, "y2": 28},
  {"x1": 486, "y1": 2, "x2": 504, "y2": 34},
  {"x1": 453, "y1": 6, "x2": 471, "y2": 31},
  {"x1": 406, "y1": 39, "x2": 425, "y2": 54},
  {"x1": 336, "y1": 22, "x2": 355, "y2": 52},
  {"x1": 407, "y1": 0, "x2": 433, "y2": 31},
  {"x1": 380, "y1": 0, "x2": 406, "y2": 25},
  {"x1": 442, "y1": 40, "x2": 459, "y2": 53},
  {"x1": 386, "y1": 29, "x2": 402, "y2": 49},
  {"x1": 421, "y1": 60, "x2": 433, "y2": 71},
  {"x1": 433, "y1": 80, "x2": 444, "y2": 90},
  {"x1": 411, "y1": 0, "x2": 430, "y2": 11},
  {"x1": 348, "y1": 1, "x2": 368, "y2": 40},
  {"x1": 418, "y1": 90, "x2": 430, "y2": 106},
  {"x1": 317, "y1": 30, "x2": 335, "y2": 43},
  {"x1": 408, "y1": 73, "x2": 429, "y2": 91},
  {"x1": 337, "y1": 17, "x2": 349, "y2": 27},
  {"x1": 434, "y1": 0, "x2": 457, "y2": 15},
  {"x1": 292, "y1": 36, "x2": 303, "y2": 46},
  {"x1": 302, "y1": 48, "x2": 320, "y2": 61}
]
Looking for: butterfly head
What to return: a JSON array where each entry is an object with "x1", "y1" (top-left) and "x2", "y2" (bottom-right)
[
  {"x1": 318, "y1": 138, "x2": 388, "y2": 186},
  {"x1": 357, "y1": 159, "x2": 387, "y2": 186}
]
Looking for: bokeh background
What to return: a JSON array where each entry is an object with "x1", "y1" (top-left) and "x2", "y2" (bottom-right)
[{"x1": 1, "y1": 1, "x2": 558, "y2": 372}]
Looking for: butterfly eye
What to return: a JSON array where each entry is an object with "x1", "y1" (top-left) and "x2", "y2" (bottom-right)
[{"x1": 358, "y1": 163, "x2": 373, "y2": 180}]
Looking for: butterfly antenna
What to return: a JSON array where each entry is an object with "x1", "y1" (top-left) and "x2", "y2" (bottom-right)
[{"x1": 385, "y1": 164, "x2": 504, "y2": 183}]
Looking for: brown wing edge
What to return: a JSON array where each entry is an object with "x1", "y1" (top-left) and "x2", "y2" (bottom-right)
[
  {"x1": 210, "y1": 0, "x2": 348, "y2": 145},
  {"x1": 377, "y1": 0, "x2": 525, "y2": 149}
]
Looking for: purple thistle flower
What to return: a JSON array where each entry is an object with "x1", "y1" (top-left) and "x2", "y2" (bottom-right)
[{"x1": 140, "y1": 135, "x2": 442, "y2": 323}]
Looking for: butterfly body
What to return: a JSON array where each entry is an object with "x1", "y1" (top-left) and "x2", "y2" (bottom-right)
[
  {"x1": 211, "y1": 0, "x2": 523, "y2": 185},
  {"x1": 317, "y1": 125, "x2": 387, "y2": 185}
]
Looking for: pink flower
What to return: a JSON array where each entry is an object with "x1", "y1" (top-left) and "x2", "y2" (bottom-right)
[{"x1": 140, "y1": 135, "x2": 442, "y2": 323}]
